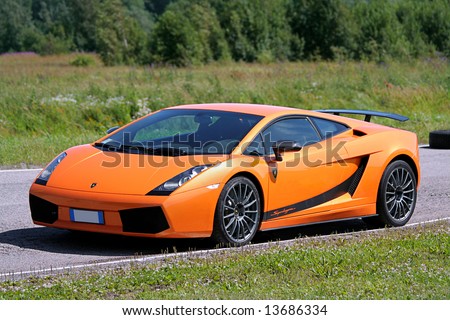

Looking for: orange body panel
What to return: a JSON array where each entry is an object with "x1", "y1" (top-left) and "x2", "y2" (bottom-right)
[{"x1": 29, "y1": 103, "x2": 420, "y2": 240}]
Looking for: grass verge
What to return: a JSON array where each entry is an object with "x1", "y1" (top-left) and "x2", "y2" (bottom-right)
[
  {"x1": 1, "y1": 221, "x2": 448, "y2": 300},
  {"x1": 0, "y1": 55, "x2": 449, "y2": 166}
]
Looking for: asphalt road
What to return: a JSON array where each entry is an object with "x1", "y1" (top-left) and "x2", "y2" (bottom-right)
[{"x1": 0, "y1": 147, "x2": 449, "y2": 277}]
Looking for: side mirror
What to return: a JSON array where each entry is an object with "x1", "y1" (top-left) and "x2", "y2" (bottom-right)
[
  {"x1": 106, "y1": 126, "x2": 120, "y2": 134},
  {"x1": 272, "y1": 140, "x2": 302, "y2": 161}
]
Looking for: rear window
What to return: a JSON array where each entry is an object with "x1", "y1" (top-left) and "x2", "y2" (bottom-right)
[{"x1": 311, "y1": 117, "x2": 349, "y2": 138}]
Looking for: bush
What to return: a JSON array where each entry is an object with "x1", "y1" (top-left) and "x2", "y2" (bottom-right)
[{"x1": 69, "y1": 55, "x2": 96, "y2": 67}]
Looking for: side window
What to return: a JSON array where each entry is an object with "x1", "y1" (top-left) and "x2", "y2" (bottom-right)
[
  {"x1": 263, "y1": 118, "x2": 321, "y2": 153},
  {"x1": 311, "y1": 117, "x2": 349, "y2": 139}
]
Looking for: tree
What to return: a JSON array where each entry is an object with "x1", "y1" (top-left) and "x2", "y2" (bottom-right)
[
  {"x1": 213, "y1": 0, "x2": 294, "y2": 62},
  {"x1": 352, "y1": 0, "x2": 412, "y2": 61},
  {"x1": 414, "y1": 0, "x2": 450, "y2": 56},
  {"x1": 290, "y1": 0, "x2": 356, "y2": 60},
  {"x1": 123, "y1": 0, "x2": 155, "y2": 36},
  {"x1": 0, "y1": 0, "x2": 35, "y2": 52},
  {"x1": 66, "y1": 0, "x2": 100, "y2": 52},
  {"x1": 27, "y1": 0, "x2": 74, "y2": 54},
  {"x1": 0, "y1": 0, "x2": 449, "y2": 61},
  {"x1": 96, "y1": 0, "x2": 147, "y2": 65},
  {"x1": 150, "y1": 0, "x2": 230, "y2": 66},
  {"x1": 144, "y1": 0, "x2": 174, "y2": 15}
]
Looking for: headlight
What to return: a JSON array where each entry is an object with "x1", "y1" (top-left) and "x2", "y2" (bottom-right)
[
  {"x1": 35, "y1": 152, "x2": 67, "y2": 186},
  {"x1": 148, "y1": 165, "x2": 212, "y2": 195}
]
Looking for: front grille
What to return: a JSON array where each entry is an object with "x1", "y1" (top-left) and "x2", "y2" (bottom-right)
[
  {"x1": 119, "y1": 206, "x2": 169, "y2": 234},
  {"x1": 29, "y1": 194, "x2": 58, "y2": 224}
]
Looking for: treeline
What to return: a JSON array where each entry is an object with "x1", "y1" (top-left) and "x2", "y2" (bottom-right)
[{"x1": 1, "y1": 0, "x2": 449, "y2": 66}]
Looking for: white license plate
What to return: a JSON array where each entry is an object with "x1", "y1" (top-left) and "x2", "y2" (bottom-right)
[{"x1": 70, "y1": 209, "x2": 104, "y2": 224}]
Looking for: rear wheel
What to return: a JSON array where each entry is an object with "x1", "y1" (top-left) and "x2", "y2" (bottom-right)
[
  {"x1": 212, "y1": 177, "x2": 261, "y2": 246},
  {"x1": 369, "y1": 160, "x2": 417, "y2": 227}
]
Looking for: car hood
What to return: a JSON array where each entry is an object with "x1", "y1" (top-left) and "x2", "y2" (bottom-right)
[{"x1": 45, "y1": 144, "x2": 227, "y2": 195}]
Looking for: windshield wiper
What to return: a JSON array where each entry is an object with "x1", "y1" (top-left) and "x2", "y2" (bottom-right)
[
  {"x1": 122, "y1": 144, "x2": 155, "y2": 154},
  {"x1": 94, "y1": 141, "x2": 122, "y2": 150},
  {"x1": 95, "y1": 142, "x2": 153, "y2": 153},
  {"x1": 152, "y1": 146, "x2": 188, "y2": 156}
]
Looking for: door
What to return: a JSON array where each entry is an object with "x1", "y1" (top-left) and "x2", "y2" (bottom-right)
[{"x1": 261, "y1": 117, "x2": 352, "y2": 220}]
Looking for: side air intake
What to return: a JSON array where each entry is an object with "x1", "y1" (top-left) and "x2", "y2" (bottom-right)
[{"x1": 348, "y1": 157, "x2": 369, "y2": 196}]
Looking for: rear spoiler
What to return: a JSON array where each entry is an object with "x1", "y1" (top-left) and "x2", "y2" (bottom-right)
[{"x1": 315, "y1": 109, "x2": 408, "y2": 122}]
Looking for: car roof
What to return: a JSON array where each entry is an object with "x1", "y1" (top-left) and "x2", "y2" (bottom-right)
[
  {"x1": 164, "y1": 103, "x2": 391, "y2": 130},
  {"x1": 167, "y1": 103, "x2": 311, "y2": 117}
]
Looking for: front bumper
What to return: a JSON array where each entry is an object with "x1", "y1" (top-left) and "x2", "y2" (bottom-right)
[{"x1": 29, "y1": 183, "x2": 221, "y2": 238}]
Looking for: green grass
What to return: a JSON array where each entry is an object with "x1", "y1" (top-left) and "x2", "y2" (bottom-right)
[
  {"x1": 1, "y1": 222, "x2": 448, "y2": 299},
  {"x1": 0, "y1": 54, "x2": 449, "y2": 166}
]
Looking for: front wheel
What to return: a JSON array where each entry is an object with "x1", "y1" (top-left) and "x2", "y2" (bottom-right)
[
  {"x1": 212, "y1": 177, "x2": 261, "y2": 246},
  {"x1": 370, "y1": 160, "x2": 417, "y2": 227}
]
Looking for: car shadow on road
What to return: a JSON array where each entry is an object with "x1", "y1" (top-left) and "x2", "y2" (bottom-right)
[{"x1": 0, "y1": 218, "x2": 372, "y2": 257}]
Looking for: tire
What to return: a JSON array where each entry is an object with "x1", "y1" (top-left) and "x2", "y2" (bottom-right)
[
  {"x1": 429, "y1": 130, "x2": 450, "y2": 149},
  {"x1": 212, "y1": 176, "x2": 261, "y2": 246},
  {"x1": 370, "y1": 160, "x2": 417, "y2": 227}
]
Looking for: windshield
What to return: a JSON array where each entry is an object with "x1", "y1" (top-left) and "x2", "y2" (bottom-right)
[{"x1": 97, "y1": 109, "x2": 263, "y2": 155}]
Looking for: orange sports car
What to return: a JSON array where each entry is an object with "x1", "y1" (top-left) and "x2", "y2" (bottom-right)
[{"x1": 29, "y1": 103, "x2": 420, "y2": 246}]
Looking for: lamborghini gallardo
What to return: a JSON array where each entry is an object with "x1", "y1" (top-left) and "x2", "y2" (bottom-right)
[{"x1": 29, "y1": 103, "x2": 420, "y2": 246}]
